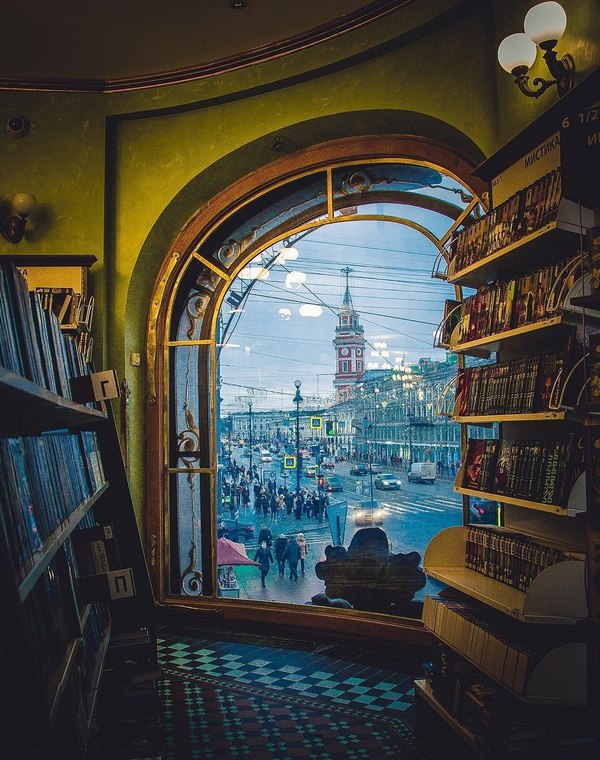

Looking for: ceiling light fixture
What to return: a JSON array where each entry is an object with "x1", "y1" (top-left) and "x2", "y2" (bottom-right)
[{"x1": 497, "y1": 2, "x2": 574, "y2": 98}]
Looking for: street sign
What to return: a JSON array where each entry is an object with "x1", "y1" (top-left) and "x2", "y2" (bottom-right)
[
  {"x1": 283, "y1": 456, "x2": 296, "y2": 469},
  {"x1": 310, "y1": 416, "x2": 322, "y2": 429}
]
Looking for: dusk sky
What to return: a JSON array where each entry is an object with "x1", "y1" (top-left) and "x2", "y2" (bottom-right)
[{"x1": 218, "y1": 198, "x2": 467, "y2": 413}]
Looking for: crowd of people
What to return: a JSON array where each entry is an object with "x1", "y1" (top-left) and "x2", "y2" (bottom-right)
[
  {"x1": 222, "y1": 458, "x2": 330, "y2": 524},
  {"x1": 253, "y1": 527, "x2": 308, "y2": 588},
  {"x1": 221, "y1": 458, "x2": 328, "y2": 589}
]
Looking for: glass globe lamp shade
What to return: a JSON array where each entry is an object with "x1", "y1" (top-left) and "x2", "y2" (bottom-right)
[
  {"x1": 497, "y1": 33, "x2": 537, "y2": 73},
  {"x1": 12, "y1": 192, "x2": 37, "y2": 217},
  {"x1": 524, "y1": 1, "x2": 567, "y2": 45}
]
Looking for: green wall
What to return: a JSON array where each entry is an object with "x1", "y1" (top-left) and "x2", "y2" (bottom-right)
[{"x1": 0, "y1": 0, "x2": 597, "y2": 524}]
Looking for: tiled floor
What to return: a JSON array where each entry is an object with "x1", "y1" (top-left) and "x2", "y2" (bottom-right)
[{"x1": 156, "y1": 628, "x2": 430, "y2": 759}]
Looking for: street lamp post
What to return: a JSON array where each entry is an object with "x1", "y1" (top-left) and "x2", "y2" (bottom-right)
[
  {"x1": 248, "y1": 400, "x2": 253, "y2": 482},
  {"x1": 293, "y1": 380, "x2": 303, "y2": 494},
  {"x1": 228, "y1": 413, "x2": 233, "y2": 466}
]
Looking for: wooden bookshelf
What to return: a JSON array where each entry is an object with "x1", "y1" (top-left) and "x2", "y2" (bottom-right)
[
  {"x1": 423, "y1": 527, "x2": 587, "y2": 624},
  {"x1": 447, "y1": 200, "x2": 594, "y2": 288},
  {"x1": 449, "y1": 316, "x2": 565, "y2": 356},
  {"x1": 0, "y1": 261, "x2": 156, "y2": 758},
  {"x1": 454, "y1": 475, "x2": 585, "y2": 517},
  {"x1": 0, "y1": 366, "x2": 105, "y2": 436},
  {"x1": 414, "y1": 679, "x2": 487, "y2": 759},
  {"x1": 16, "y1": 483, "x2": 109, "y2": 604},
  {"x1": 422, "y1": 598, "x2": 586, "y2": 705},
  {"x1": 453, "y1": 411, "x2": 566, "y2": 424}
]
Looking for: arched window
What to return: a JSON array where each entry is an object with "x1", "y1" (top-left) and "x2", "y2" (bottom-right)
[{"x1": 145, "y1": 137, "x2": 487, "y2": 632}]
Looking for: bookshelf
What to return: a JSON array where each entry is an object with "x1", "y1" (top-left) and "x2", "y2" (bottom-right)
[
  {"x1": 447, "y1": 199, "x2": 594, "y2": 288},
  {"x1": 418, "y1": 71, "x2": 599, "y2": 758},
  {"x1": 0, "y1": 262, "x2": 157, "y2": 758},
  {"x1": 424, "y1": 527, "x2": 586, "y2": 625}
]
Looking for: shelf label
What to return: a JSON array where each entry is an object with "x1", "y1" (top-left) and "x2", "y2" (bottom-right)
[
  {"x1": 70, "y1": 369, "x2": 120, "y2": 403},
  {"x1": 492, "y1": 131, "x2": 560, "y2": 207}
]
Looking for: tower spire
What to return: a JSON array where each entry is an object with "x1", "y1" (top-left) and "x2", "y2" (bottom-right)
[
  {"x1": 333, "y1": 267, "x2": 365, "y2": 403},
  {"x1": 341, "y1": 266, "x2": 354, "y2": 309}
]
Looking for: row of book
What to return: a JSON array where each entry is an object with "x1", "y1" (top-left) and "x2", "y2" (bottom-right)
[
  {"x1": 19, "y1": 555, "x2": 106, "y2": 696},
  {"x1": 35, "y1": 287, "x2": 94, "y2": 331},
  {"x1": 456, "y1": 254, "x2": 582, "y2": 345},
  {"x1": 0, "y1": 431, "x2": 105, "y2": 582},
  {"x1": 448, "y1": 169, "x2": 562, "y2": 274},
  {"x1": 462, "y1": 435, "x2": 583, "y2": 506},
  {"x1": 423, "y1": 647, "x2": 594, "y2": 759},
  {"x1": 423, "y1": 594, "x2": 581, "y2": 696},
  {"x1": 0, "y1": 262, "x2": 91, "y2": 398},
  {"x1": 465, "y1": 525, "x2": 584, "y2": 592},
  {"x1": 456, "y1": 348, "x2": 574, "y2": 417}
]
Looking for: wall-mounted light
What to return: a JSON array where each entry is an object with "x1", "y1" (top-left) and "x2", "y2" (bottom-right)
[
  {"x1": 1, "y1": 192, "x2": 37, "y2": 243},
  {"x1": 497, "y1": 1, "x2": 574, "y2": 98}
]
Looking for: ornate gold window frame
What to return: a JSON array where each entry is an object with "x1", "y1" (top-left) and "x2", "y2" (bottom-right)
[{"x1": 145, "y1": 135, "x2": 487, "y2": 641}]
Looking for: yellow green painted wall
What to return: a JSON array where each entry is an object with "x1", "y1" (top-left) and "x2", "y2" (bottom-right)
[{"x1": 0, "y1": 0, "x2": 597, "y2": 525}]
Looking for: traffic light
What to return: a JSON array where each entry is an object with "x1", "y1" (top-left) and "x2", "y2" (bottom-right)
[{"x1": 325, "y1": 419, "x2": 335, "y2": 436}]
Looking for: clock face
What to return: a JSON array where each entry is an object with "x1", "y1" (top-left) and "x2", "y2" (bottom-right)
[{"x1": 340, "y1": 347, "x2": 350, "y2": 356}]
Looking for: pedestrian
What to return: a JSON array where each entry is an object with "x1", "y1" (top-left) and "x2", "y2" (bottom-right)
[
  {"x1": 217, "y1": 521, "x2": 229, "y2": 539},
  {"x1": 254, "y1": 541, "x2": 274, "y2": 589},
  {"x1": 294, "y1": 491, "x2": 303, "y2": 520},
  {"x1": 269, "y1": 493, "x2": 278, "y2": 522},
  {"x1": 296, "y1": 533, "x2": 308, "y2": 575},
  {"x1": 258, "y1": 523, "x2": 272, "y2": 548},
  {"x1": 283, "y1": 535, "x2": 301, "y2": 581},
  {"x1": 285, "y1": 490, "x2": 294, "y2": 516},
  {"x1": 260, "y1": 490, "x2": 269, "y2": 519},
  {"x1": 274, "y1": 534, "x2": 288, "y2": 576}
]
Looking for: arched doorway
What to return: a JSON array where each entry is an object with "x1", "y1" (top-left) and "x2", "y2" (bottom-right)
[{"x1": 145, "y1": 134, "x2": 487, "y2": 635}]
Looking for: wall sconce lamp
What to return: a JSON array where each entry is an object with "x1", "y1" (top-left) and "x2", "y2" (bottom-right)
[
  {"x1": 497, "y1": 1, "x2": 574, "y2": 98},
  {"x1": 1, "y1": 192, "x2": 37, "y2": 243}
]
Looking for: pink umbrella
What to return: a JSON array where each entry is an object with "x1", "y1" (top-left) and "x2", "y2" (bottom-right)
[{"x1": 217, "y1": 537, "x2": 259, "y2": 566}]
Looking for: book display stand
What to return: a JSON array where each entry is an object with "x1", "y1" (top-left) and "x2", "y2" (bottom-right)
[
  {"x1": 417, "y1": 71, "x2": 600, "y2": 758},
  {"x1": 0, "y1": 262, "x2": 158, "y2": 758}
]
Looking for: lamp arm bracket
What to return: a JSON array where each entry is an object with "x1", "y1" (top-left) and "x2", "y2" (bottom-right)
[
  {"x1": 543, "y1": 50, "x2": 575, "y2": 96},
  {"x1": 515, "y1": 72, "x2": 556, "y2": 99}
]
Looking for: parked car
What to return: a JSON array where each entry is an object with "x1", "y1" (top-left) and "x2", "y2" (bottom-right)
[
  {"x1": 349, "y1": 463, "x2": 369, "y2": 476},
  {"x1": 374, "y1": 473, "x2": 401, "y2": 490},
  {"x1": 325, "y1": 475, "x2": 344, "y2": 492},
  {"x1": 304, "y1": 465, "x2": 317, "y2": 477},
  {"x1": 407, "y1": 462, "x2": 436, "y2": 484},
  {"x1": 469, "y1": 498, "x2": 500, "y2": 525},
  {"x1": 216, "y1": 517, "x2": 255, "y2": 543}
]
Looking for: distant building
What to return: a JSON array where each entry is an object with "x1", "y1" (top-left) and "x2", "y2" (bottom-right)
[{"x1": 333, "y1": 267, "x2": 366, "y2": 402}]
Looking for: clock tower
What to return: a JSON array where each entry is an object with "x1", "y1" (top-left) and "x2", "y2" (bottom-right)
[{"x1": 333, "y1": 267, "x2": 366, "y2": 402}]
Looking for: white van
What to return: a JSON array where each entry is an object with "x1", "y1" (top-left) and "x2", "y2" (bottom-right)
[{"x1": 407, "y1": 462, "x2": 436, "y2": 484}]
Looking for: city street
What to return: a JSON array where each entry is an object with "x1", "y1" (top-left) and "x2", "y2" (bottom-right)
[{"x1": 224, "y1": 454, "x2": 463, "y2": 606}]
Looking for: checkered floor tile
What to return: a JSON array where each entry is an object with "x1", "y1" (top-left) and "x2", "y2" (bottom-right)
[{"x1": 158, "y1": 633, "x2": 416, "y2": 716}]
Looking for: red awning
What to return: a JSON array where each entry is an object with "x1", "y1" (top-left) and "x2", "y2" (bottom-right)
[{"x1": 217, "y1": 537, "x2": 259, "y2": 566}]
